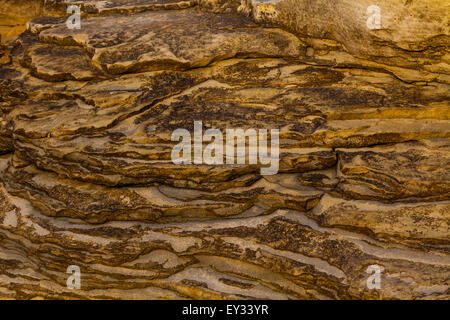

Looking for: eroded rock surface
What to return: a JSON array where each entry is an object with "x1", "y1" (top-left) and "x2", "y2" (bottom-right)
[{"x1": 0, "y1": 0, "x2": 449, "y2": 300}]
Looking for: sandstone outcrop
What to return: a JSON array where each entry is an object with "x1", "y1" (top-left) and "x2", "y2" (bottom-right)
[{"x1": 0, "y1": 0, "x2": 448, "y2": 299}]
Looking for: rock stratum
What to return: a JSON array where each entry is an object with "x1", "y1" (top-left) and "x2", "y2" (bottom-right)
[{"x1": 0, "y1": 0, "x2": 449, "y2": 300}]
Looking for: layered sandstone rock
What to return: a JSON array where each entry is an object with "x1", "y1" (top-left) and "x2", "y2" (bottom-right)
[{"x1": 0, "y1": 0, "x2": 449, "y2": 299}]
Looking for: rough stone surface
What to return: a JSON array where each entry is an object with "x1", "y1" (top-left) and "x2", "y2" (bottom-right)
[{"x1": 0, "y1": 0, "x2": 449, "y2": 300}]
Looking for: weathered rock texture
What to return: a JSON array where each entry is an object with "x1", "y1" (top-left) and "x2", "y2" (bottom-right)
[{"x1": 0, "y1": 0, "x2": 449, "y2": 299}]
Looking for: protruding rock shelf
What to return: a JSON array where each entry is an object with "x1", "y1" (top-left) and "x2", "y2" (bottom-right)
[{"x1": 0, "y1": 0, "x2": 449, "y2": 300}]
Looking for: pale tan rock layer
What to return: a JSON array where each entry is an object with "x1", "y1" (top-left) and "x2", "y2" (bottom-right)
[{"x1": 0, "y1": 0, "x2": 449, "y2": 300}]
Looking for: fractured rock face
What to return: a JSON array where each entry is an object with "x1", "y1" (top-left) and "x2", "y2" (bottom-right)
[
  {"x1": 241, "y1": 0, "x2": 450, "y2": 78},
  {"x1": 0, "y1": 0, "x2": 449, "y2": 300}
]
